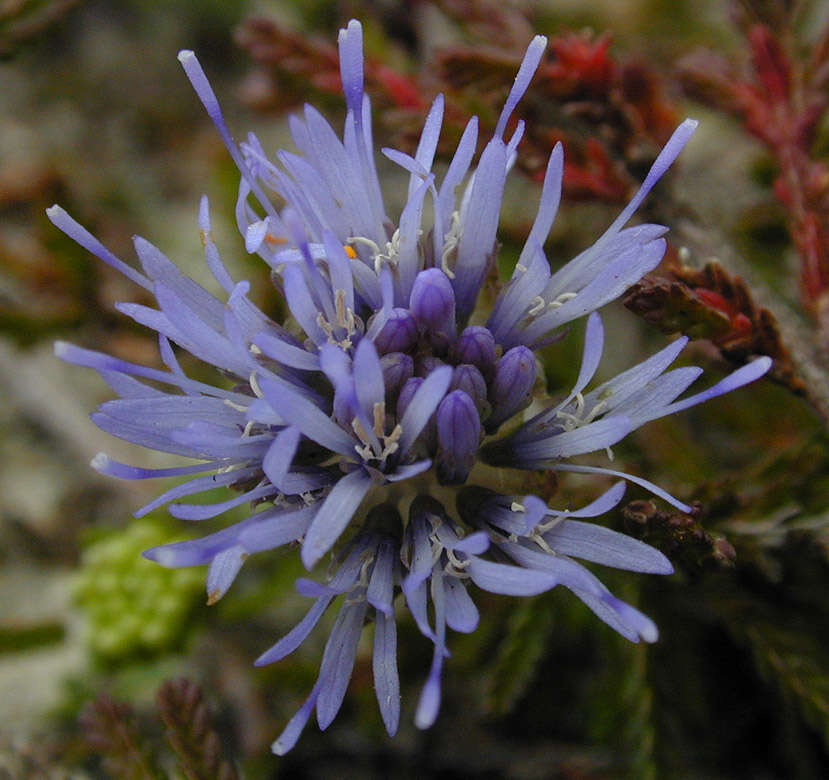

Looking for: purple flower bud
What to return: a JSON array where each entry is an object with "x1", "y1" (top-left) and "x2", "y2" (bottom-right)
[
  {"x1": 487, "y1": 345, "x2": 536, "y2": 432},
  {"x1": 416, "y1": 354, "x2": 447, "y2": 378},
  {"x1": 396, "y1": 376, "x2": 423, "y2": 419},
  {"x1": 409, "y1": 268, "x2": 456, "y2": 341},
  {"x1": 451, "y1": 326, "x2": 497, "y2": 381},
  {"x1": 381, "y1": 352, "x2": 414, "y2": 403},
  {"x1": 436, "y1": 390, "x2": 481, "y2": 485},
  {"x1": 450, "y1": 364, "x2": 490, "y2": 418},
  {"x1": 397, "y1": 376, "x2": 437, "y2": 454},
  {"x1": 374, "y1": 307, "x2": 419, "y2": 354}
]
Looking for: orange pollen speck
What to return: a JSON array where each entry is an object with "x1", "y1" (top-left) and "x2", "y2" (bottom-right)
[
  {"x1": 265, "y1": 233, "x2": 288, "y2": 245},
  {"x1": 344, "y1": 245, "x2": 358, "y2": 258}
]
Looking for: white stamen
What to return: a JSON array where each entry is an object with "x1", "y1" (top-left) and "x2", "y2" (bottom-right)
[
  {"x1": 527, "y1": 296, "x2": 546, "y2": 316},
  {"x1": 529, "y1": 530, "x2": 556, "y2": 555},
  {"x1": 440, "y1": 211, "x2": 462, "y2": 279},
  {"x1": 249, "y1": 372, "x2": 264, "y2": 399},
  {"x1": 546, "y1": 291, "x2": 577, "y2": 310},
  {"x1": 317, "y1": 288, "x2": 359, "y2": 349}
]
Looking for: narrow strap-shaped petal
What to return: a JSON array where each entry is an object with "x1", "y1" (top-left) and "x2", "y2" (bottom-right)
[
  {"x1": 55, "y1": 341, "x2": 251, "y2": 403},
  {"x1": 258, "y1": 374, "x2": 355, "y2": 458},
  {"x1": 168, "y1": 423, "x2": 271, "y2": 459},
  {"x1": 301, "y1": 470, "x2": 373, "y2": 568},
  {"x1": 154, "y1": 283, "x2": 250, "y2": 375},
  {"x1": 581, "y1": 335, "x2": 688, "y2": 414},
  {"x1": 598, "y1": 119, "x2": 698, "y2": 243},
  {"x1": 373, "y1": 610, "x2": 400, "y2": 736},
  {"x1": 169, "y1": 482, "x2": 276, "y2": 521},
  {"x1": 522, "y1": 238, "x2": 667, "y2": 344},
  {"x1": 255, "y1": 596, "x2": 333, "y2": 666},
  {"x1": 409, "y1": 94, "x2": 444, "y2": 200},
  {"x1": 453, "y1": 138, "x2": 507, "y2": 317},
  {"x1": 262, "y1": 426, "x2": 301, "y2": 490},
  {"x1": 206, "y1": 545, "x2": 247, "y2": 604},
  {"x1": 487, "y1": 239, "x2": 551, "y2": 342},
  {"x1": 91, "y1": 410, "x2": 218, "y2": 459},
  {"x1": 134, "y1": 464, "x2": 260, "y2": 517},
  {"x1": 367, "y1": 538, "x2": 396, "y2": 616},
  {"x1": 100, "y1": 369, "x2": 164, "y2": 400},
  {"x1": 654, "y1": 357, "x2": 772, "y2": 419},
  {"x1": 353, "y1": 338, "x2": 385, "y2": 421},
  {"x1": 238, "y1": 503, "x2": 318, "y2": 552},
  {"x1": 198, "y1": 196, "x2": 235, "y2": 293},
  {"x1": 254, "y1": 330, "x2": 320, "y2": 371},
  {"x1": 385, "y1": 459, "x2": 432, "y2": 482},
  {"x1": 514, "y1": 415, "x2": 632, "y2": 462},
  {"x1": 498, "y1": 540, "x2": 614, "y2": 598},
  {"x1": 519, "y1": 143, "x2": 563, "y2": 266},
  {"x1": 157, "y1": 335, "x2": 194, "y2": 393},
  {"x1": 571, "y1": 587, "x2": 658, "y2": 643},
  {"x1": 568, "y1": 312, "x2": 604, "y2": 401},
  {"x1": 553, "y1": 463, "x2": 692, "y2": 513},
  {"x1": 545, "y1": 481, "x2": 627, "y2": 519},
  {"x1": 321, "y1": 230, "x2": 355, "y2": 311},
  {"x1": 610, "y1": 366, "x2": 703, "y2": 424},
  {"x1": 90, "y1": 453, "x2": 225, "y2": 480},
  {"x1": 132, "y1": 237, "x2": 222, "y2": 331},
  {"x1": 544, "y1": 519, "x2": 673, "y2": 573},
  {"x1": 398, "y1": 365, "x2": 453, "y2": 456},
  {"x1": 402, "y1": 515, "x2": 434, "y2": 592},
  {"x1": 271, "y1": 680, "x2": 323, "y2": 755},
  {"x1": 46, "y1": 206, "x2": 152, "y2": 292},
  {"x1": 546, "y1": 223, "x2": 667, "y2": 302},
  {"x1": 414, "y1": 567, "x2": 447, "y2": 729},
  {"x1": 281, "y1": 263, "x2": 328, "y2": 345},
  {"x1": 467, "y1": 557, "x2": 557, "y2": 595},
  {"x1": 494, "y1": 35, "x2": 547, "y2": 139},
  {"x1": 337, "y1": 19, "x2": 364, "y2": 120},
  {"x1": 178, "y1": 50, "x2": 278, "y2": 219},
  {"x1": 143, "y1": 525, "x2": 243, "y2": 568},
  {"x1": 443, "y1": 577, "x2": 479, "y2": 633},
  {"x1": 316, "y1": 597, "x2": 368, "y2": 729},
  {"x1": 451, "y1": 530, "x2": 490, "y2": 555},
  {"x1": 434, "y1": 116, "x2": 478, "y2": 260},
  {"x1": 394, "y1": 175, "x2": 433, "y2": 305}
]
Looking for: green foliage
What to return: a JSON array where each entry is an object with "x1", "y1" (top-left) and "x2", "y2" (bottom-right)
[
  {"x1": 483, "y1": 596, "x2": 555, "y2": 716},
  {"x1": 739, "y1": 614, "x2": 829, "y2": 752},
  {"x1": 74, "y1": 518, "x2": 204, "y2": 661}
]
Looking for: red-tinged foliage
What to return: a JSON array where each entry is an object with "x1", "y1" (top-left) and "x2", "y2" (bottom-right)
[
  {"x1": 624, "y1": 254, "x2": 804, "y2": 394},
  {"x1": 236, "y1": 17, "x2": 423, "y2": 113},
  {"x1": 543, "y1": 32, "x2": 616, "y2": 97},
  {"x1": 679, "y1": 19, "x2": 829, "y2": 318},
  {"x1": 557, "y1": 138, "x2": 630, "y2": 201},
  {"x1": 237, "y1": 14, "x2": 679, "y2": 205}
]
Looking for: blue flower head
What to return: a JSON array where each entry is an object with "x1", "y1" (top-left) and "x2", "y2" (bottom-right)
[{"x1": 50, "y1": 19, "x2": 771, "y2": 752}]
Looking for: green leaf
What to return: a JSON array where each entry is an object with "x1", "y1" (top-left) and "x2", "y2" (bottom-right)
[{"x1": 483, "y1": 595, "x2": 555, "y2": 715}]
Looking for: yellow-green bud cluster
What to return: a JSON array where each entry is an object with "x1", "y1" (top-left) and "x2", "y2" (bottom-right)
[{"x1": 73, "y1": 519, "x2": 204, "y2": 660}]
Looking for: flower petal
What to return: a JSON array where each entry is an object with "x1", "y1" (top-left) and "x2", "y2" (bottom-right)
[{"x1": 301, "y1": 470, "x2": 373, "y2": 568}]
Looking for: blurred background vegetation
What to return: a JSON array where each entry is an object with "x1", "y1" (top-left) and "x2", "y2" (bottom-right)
[{"x1": 1, "y1": 0, "x2": 828, "y2": 777}]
